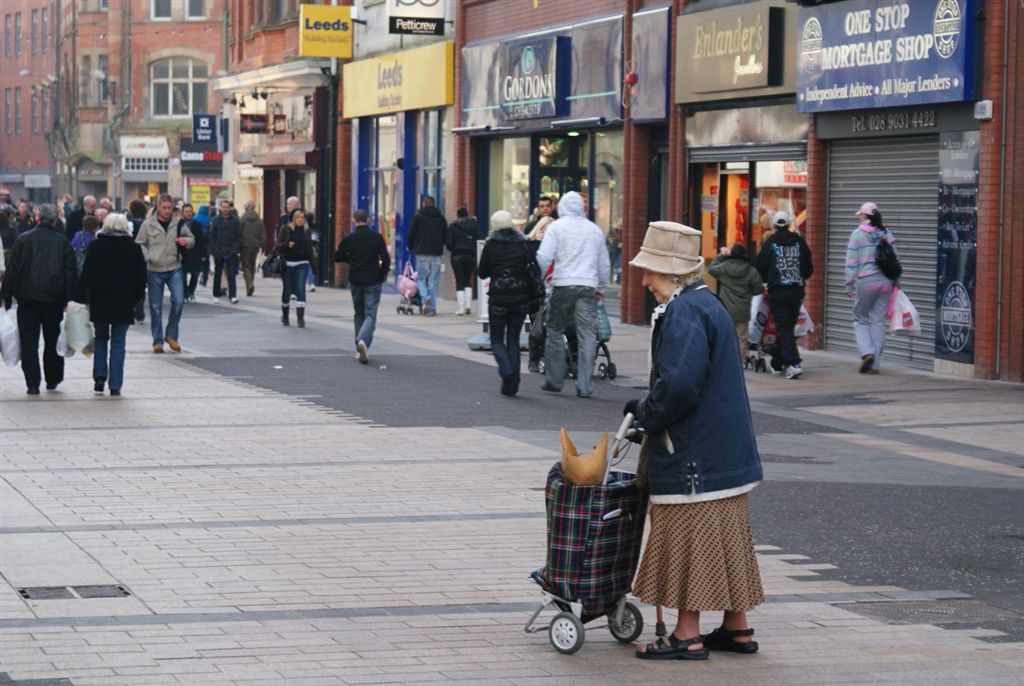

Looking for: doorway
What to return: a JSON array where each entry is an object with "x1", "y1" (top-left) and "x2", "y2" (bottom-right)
[{"x1": 533, "y1": 134, "x2": 588, "y2": 205}]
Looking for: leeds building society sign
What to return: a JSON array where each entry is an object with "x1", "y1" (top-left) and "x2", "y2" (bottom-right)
[{"x1": 797, "y1": 0, "x2": 974, "y2": 112}]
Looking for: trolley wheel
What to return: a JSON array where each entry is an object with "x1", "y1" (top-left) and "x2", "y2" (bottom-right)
[
  {"x1": 597, "y1": 362, "x2": 608, "y2": 379},
  {"x1": 538, "y1": 359, "x2": 546, "y2": 374},
  {"x1": 607, "y1": 363, "x2": 617, "y2": 380},
  {"x1": 755, "y1": 358, "x2": 766, "y2": 373},
  {"x1": 549, "y1": 612, "x2": 585, "y2": 654},
  {"x1": 608, "y1": 602, "x2": 644, "y2": 644},
  {"x1": 396, "y1": 306, "x2": 403, "y2": 315}
]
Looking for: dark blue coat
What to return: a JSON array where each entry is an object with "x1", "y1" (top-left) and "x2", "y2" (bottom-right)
[{"x1": 634, "y1": 280, "x2": 762, "y2": 499}]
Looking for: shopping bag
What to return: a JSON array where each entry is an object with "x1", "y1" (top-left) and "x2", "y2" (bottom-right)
[
  {"x1": 398, "y1": 262, "x2": 418, "y2": 299},
  {"x1": 0, "y1": 308, "x2": 21, "y2": 366},
  {"x1": 748, "y1": 293, "x2": 770, "y2": 343},
  {"x1": 596, "y1": 301, "x2": 612, "y2": 342},
  {"x1": 56, "y1": 319, "x2": 75, "y2": 358},
  {"x1": 794, "y1": 304, "x2": 815, "y2": 338},
  {"x1": 888, "y1": 288, "x2": 921, "y2": 335},
  {"x1": 65, "y1": 302, "x2": 94, "y2": 355}
]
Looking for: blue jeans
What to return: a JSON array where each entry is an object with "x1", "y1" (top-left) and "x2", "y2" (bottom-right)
[
  {"x1": 148, "y1": 269, "x2": 185, "y2": 344},
  {"x1": 490, "y1": 303, "x2": 527, "y2": 394},
  {"x1": 281, "y1": 262, "x2": 309, "y2": 306},
  {"x1": 544, "y1": 285, "x2": 598, "y2": 396},
  {"x1": 415, "y1": 254, "x2": 442, "y2": 312},
  {"x1": 93, "y1": 322, "x2": 129, "y2": 391},
  {"x1": 351, "y1": 283, "x2": 382, "y2": 348},
  {"x1": 213, "y1": 255, "x2": 238, "y2": 299}
]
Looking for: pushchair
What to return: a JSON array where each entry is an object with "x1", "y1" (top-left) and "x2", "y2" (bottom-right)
[
  {"x1": 745, "y1": 292, "x2": 814, "y2": 373},
  {"x1": 537, "y1": 302, "x2": 618, "y2": 381},
  {"x1": 525, "y1": 414, "x2": 646, "y2": 654},
  {"x1": 396, "y1": 263, "x2": 422, "y2": 315}
]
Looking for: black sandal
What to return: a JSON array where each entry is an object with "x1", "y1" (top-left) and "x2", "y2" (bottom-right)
[
  {"x1": 635, "y1": 633, "x2": 709, "y2": 660},
  {"x1": 702, "y1": 626, "x2": 759, "y2": 654}
]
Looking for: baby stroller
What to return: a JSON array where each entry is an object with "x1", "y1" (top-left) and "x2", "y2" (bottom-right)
[
  {"x1": 396, "y1": 262, "x2": 422, "y2": 315},
  {"x1": 540, "y1": 302, "x2": 618, "y2": 381},
  {"x1": 746, "y1": 291, "x2": 814, "y2": 373},
  {"x1": 525, "y1": 415, "x2": 646, "y2": 654}
]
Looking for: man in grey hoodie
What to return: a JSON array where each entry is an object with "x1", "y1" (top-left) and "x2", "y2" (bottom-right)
[{"x1": 535, "y1": 191, "x2": 611, "y2": 398}]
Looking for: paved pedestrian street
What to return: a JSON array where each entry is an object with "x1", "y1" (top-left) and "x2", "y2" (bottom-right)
[{"x1": 1, "y1": 288, "x2": 1023, "y2": 685}]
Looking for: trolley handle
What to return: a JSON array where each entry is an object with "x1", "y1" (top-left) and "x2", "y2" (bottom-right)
[{"x1": 606, "y1": 413, "x2": 636, "y2": 484}]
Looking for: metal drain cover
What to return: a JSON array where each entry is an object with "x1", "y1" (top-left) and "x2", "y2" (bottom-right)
[
  {"x1": 0, "y1": 673, "x2": 75, "y2": 685},
  {"x1": 17, "y1": 587, "x2": 75, "y2": 600},
  {"x1": 843, "y1": 599, "x2": 1023, "y2": 625},
  {"x1": 18, "y1": 585, "x2": 131, "y2": 600}
]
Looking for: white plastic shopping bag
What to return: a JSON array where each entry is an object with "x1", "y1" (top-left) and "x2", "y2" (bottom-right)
[
  {"x1": 794, "y1": 304, "x2": 815, "y2": 338},
  {"x1": 56, "y1": 319, "x2": 75, "y2": 358},
  {"x1": 0, "y1": 308, "x2": 20, "y2": 366},
  {"x1": 65, "y1": 302, "x2": 94, "y2": 355},
  {"x1": 888, "y1": 288, "x2": 922, "y2": 335},
  {"x1": 747, "y1": 294, "x2": 770, "y2": 343}
]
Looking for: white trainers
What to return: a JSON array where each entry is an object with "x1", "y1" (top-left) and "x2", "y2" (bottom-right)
[
  {"x1": 356, "y1": 340, "x2": 369, "y2": 364},
  {"x1": 785, "y1": 365, "x2": 803, "y2": 379},
  {"x1": 230, "y1": 297, "x2": 239, "y2": 304}
]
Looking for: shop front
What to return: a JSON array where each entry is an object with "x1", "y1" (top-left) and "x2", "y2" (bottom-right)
[
  {"x1": 797, "y1": 0, "x2": 979, "y2": 373},
  {"x1": 119, "y1": 136, "x2": 172, "y2": 204},
  {"x1": 179, "y1": 138, "x2": 228, "y2": 209},
  {"x1": 459, "y1": 13, "x2": 629, "y2": 238},
  {"x1": 343, "y1": 41, "x2": 454, "y2": 271},
  {"x1": 676, "y1": 1, "x2": 805, "y2": 263}
]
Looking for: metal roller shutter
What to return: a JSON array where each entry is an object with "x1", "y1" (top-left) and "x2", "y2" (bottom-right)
[{"x1": 825, "y1": 137, "x2": 937, "y2": 370}]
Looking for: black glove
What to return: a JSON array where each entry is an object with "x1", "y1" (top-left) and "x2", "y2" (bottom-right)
[{"x1": 623, "y1": 399, "x2": 640, "y2": 418}]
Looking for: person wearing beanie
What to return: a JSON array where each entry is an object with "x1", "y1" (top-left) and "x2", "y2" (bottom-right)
[
  {"x1": 477, "y1": 210, "x2": 538, "y2": 396},
  {"x1": 754, "y1": 211, "x2": 813, "y2": 379},
  {"x1": 446, "y1": 206, "x2": 484, "y2": 315}
]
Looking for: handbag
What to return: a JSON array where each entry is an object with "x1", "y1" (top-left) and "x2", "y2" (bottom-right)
[
  {"x1": 525, "y1": 255, "x2": 545, "y2": 315},
  {"x1": 398, "y1": 262, "x2": 418, "y2": 299},
  {"x1": 262, "y1": 253, "x2": 284, "y2": 275}
]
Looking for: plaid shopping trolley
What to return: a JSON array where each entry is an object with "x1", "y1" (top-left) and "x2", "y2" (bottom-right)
[{"x1": 525, "y1": 419, "x2": 647, "y2": 654}]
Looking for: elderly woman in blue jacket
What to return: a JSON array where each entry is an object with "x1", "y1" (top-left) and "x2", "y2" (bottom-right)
[{"x1": 625, "y1": 221, "x2": 765, "y2": 661}]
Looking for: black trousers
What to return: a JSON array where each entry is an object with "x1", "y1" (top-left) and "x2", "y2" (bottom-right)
[
  {"x1": 450, "y1": 254, "x2": 476, "y2": 290},
  {"x1": 768, "y1": 287, "x2": 803, "y2": 370},
  {"x1": 16, "y1": 299, "x2": 65, "y2": 390}
]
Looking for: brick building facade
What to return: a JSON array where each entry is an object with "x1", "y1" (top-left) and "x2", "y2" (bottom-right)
[
  {"x1": 0, "y1": 0, "x2": 57, "y2": 203},
  {"x1": 454, "y1": 0, "x2": 1024, "y2": 382}
]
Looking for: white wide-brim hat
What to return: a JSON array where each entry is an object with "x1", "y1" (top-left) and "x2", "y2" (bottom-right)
[{"x1": 629, "y1": 221, "x2": 704, "y2": 277}]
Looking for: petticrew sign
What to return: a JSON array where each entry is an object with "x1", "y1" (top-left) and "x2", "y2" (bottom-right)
[
  {"x1": 796, "y1": 0, "x2": 974, "y2": 113},
  {"x1": 676, "y1": 5, "x2": 786, "y2": 100},
  {"x1": 342, "y1": 42, "x2": 454, "y2": 119},
  {"x1": 298, "y1": 4, "x2": 352, "y2": 59},
  {"x1": 387, "y1": 0, "x2": 445, "y2": 36}
]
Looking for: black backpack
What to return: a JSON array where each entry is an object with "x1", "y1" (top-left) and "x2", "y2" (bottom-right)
[{"x1": 874, "y1": 230, "x2": 902, "y2": 281}]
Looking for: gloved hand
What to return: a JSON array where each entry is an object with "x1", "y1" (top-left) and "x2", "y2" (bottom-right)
[{"x1": 623, "y1": 399, "x2": 640, "y2": 417}]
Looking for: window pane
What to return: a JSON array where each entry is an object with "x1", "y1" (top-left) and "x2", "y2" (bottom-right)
[
  {"x1": 172, "y1": 59, "x2": 189, "y2": 79},
  {"x1": 153, "y1": 82, "x2": 168, "y2": 115},
  {"x1": 192, "y1": 61, "x2": 207, "y2": 79},
  {"x1": 153, "y1": 0, "x2": 171, "y2": 18},
  {"x1": 188, "y1": 0, "x2": 204, "y2": 17},
  {"x1": 192, "y1": 82, "x2": 207, "y2": 115},
  {"x1": 172, "y1": 83, "x2": 189, "y2": 115},
  {"x1": 152, "y1": 59, "x2": 168, "y2": 79},
  {"x1": 538, "y1": 137, "x2": 568, "y2": 168}
]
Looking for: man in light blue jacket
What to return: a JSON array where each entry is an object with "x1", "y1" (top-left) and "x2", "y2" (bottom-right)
[{"x1": 535, "y1": 191, "x2": 611, "y2": 398}]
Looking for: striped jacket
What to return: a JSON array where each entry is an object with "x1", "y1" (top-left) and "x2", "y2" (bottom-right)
[{"x1": 845, "y1": 223, "x2": 896, "y2": 289}]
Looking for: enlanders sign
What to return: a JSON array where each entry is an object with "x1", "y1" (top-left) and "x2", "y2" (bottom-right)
[
  {"x1": 797, "y1": 0, "x2": 974, "y2": 112},
  {"x1": 299, "y1": 4, "x2": 352, "y2": 59}
]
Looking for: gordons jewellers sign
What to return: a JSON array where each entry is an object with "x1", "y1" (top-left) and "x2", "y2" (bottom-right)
[{"x1": 499, "y1": 37, "x2": 567, "y2": 120}]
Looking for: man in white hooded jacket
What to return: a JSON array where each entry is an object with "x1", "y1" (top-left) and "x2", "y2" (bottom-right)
[{"x1": 535, "y1": 191, "x2": 611, "y2": 398}]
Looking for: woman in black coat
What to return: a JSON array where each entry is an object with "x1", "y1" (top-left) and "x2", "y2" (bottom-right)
[
  {"x1": 477, "y1": 209, "x2": 538, "y2": 397},
  {"x1": 74, "y1": 213, "x2": 147, "y2": 395}
]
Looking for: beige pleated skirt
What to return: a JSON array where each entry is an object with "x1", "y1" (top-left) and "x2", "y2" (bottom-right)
[{"x1": 632, "y1": 494, "x2": 764, "y2": 612}]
